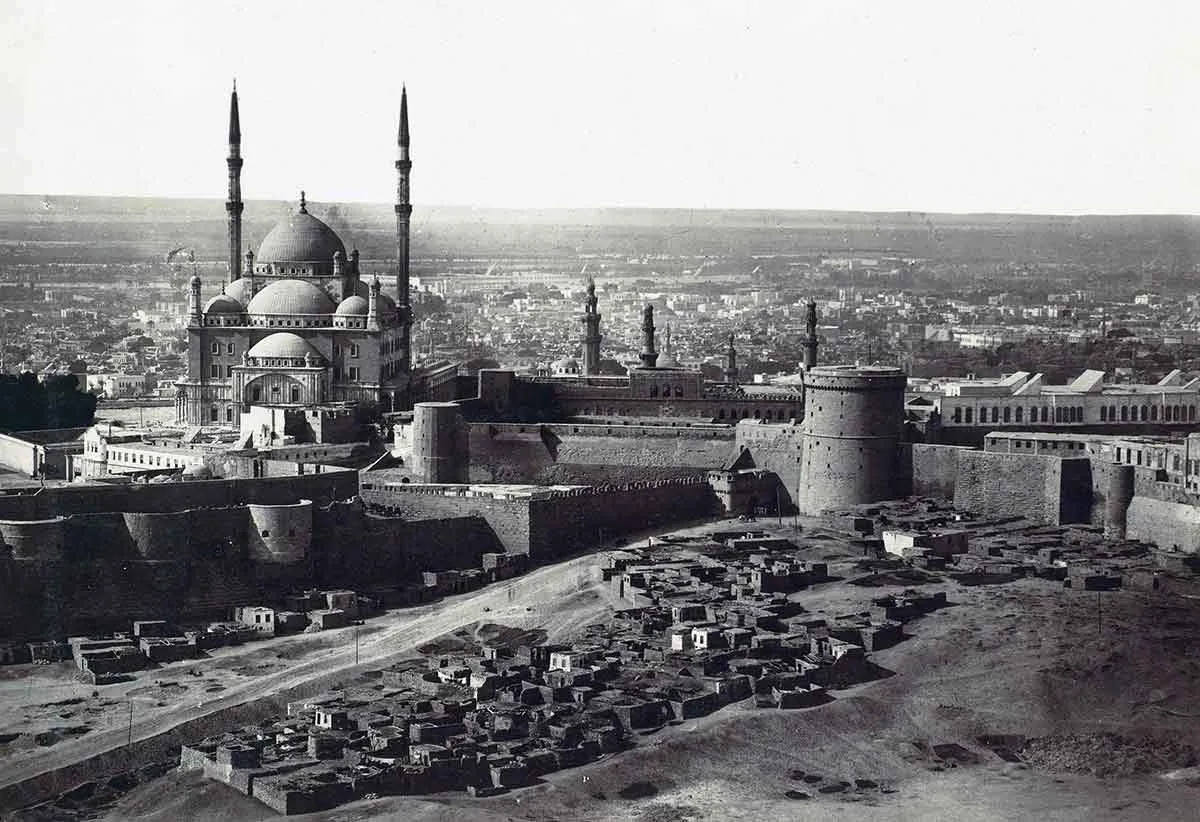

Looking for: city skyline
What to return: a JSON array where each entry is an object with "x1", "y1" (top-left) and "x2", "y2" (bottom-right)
[{"x1": 2, "y1": 0, "x2": 1199, "y2": 214}]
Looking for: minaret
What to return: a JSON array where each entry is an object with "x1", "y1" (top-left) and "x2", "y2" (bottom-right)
[
  {"x1": 188, "y1": 274, "x2": 202, "y2": 325},
  {"x1": 724, "y1": 333, "x2": 738, "y2": 384},
  {"x1": 367, "y1": 276, "x2": 381, "y2": 331},
  {"x1": 226, "y1": 81, "x2": 244, "y2": 285},
  {"x1": 244, "y1": 249, "x2": 255, "y2": 293},
  {"x1": 803, "y1": 298, "x2": 819, "y2": 370},
  {"x1": 580, "y1": 279, "x2": 602, "y2": 375},
  {"x1": 639, "y1": 304, "x2": 658, "y2": 369},
  {"x1": 395, "y1": 86, "x2": 413, "y2": 370}
]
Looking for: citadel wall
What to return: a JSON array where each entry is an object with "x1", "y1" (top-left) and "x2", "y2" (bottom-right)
[
  {"x1": 950, "y1": 450, "x2": 1093, "y2": 525},
  {"x1": 734, "y1": 420, "x2": 803, "y2": 502},
  {"x1": 360, "y1": 477, "x2": 718, "y2": 561},
  {"x1": 465, "y1": 422, "x2": 736, "y2": 485}
]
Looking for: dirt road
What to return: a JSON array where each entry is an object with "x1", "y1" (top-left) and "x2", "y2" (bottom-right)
[{"x1": 0, "y1": 551, "x2": 608, "y2": 797}]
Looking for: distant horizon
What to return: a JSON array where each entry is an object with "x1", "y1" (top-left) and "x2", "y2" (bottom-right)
[
  {"x1": 5, "y1": 191, "x2": 1200, "y2": 222},
  {"x1": 4, "y1": 2, "x2": 1200, "y2": 215}
]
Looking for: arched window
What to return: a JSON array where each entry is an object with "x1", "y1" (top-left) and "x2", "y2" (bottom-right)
[
  {"x1": 650, "y1": 385, "x2": 658, "y2": 397},
  {"x1": 1151, "y1": 405, "x2": 1158, "y2": 421},
  {"x1": 1100, "y1": 406, "x2": 1107, "y2": 422},
  {"x1": 753, "y1": 409, "x2": 760, "y2": 418},
  {"x1": 1190, "y1": 405, "x2": 1196, "y2": 421},
  {"x1": 675, "y1": 386, "x2": 683, "y2": 398},
  {"x1": 1140, "y1": 405, "x2": 1148, "y2": 421},
  {"x1": 965, "y1": 408, "x2": 973, "y2": 423},
  {"x1": 1121, "y1": 406, "x2": 1129, "y2": 421},
  {"x1": 953, "y1": 407, "x2": 962, "y2": 423},
  {"x1": 1003, "y1": 406, "x2": 1011, "y2": 423},
  {"x1": 1015, "y1": 406, "x2": 1024, "y2": 423},
  {"x1": 718, "y1": 409, "x2": 726, "y2": 420}
]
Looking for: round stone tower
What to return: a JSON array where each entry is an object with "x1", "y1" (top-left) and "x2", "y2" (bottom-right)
[
  {"x1": 412, "y1": 402, "x2": 468, "y2": 483},
  {"x1": 797, "y1": 365, "x2": 907, "y2": 515}
]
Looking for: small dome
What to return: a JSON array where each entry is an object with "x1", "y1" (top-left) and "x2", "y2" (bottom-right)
[
  {"x1": 204, "y1": 294, "x2": 244, "y2": 315},
  {"x1": 256, "y1": 207, "x2": 346, "y2": 264},
  {"x1": 336, "y1": 295, "x2": 369, "y2": 316},
  {"x1": 247, "y1": 332, "x2": 324, "y2": 361},
  {"x1": 226, "y1": 277, "x2": 254, "y2": 305},
  {"x1": 181, "y1": 464, "x2": 213, "y2": 480},
  {"x1": 246, "y1": 279, "x2": 335, "y2": 316}
]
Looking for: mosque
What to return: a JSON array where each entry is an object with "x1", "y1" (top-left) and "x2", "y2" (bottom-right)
[{"x1": 175, "y1": 85, "x2": 423, "y2": 434}]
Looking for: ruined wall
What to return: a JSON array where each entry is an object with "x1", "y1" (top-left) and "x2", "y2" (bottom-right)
[{"x1": 467, "y1": 423, "x2": 735, "y2": 485}]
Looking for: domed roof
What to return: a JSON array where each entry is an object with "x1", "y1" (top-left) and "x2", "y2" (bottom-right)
[
  {"x1": 247, "y1": 332, "x2": 324, "y2": 360},
  {"x1": 204, "y1": 294, "x2": 244, "y2": 315},
  {"x1": 336, "y1": 295, "x2": 369, "y2": 316},
  {"x1": 181, "y1": 464, "x2": 213, "y2": 480},
  {"x1": 226, "y1": 277, "x2": 254, "y2": 305},
  {"x1": 255, "y1": 203, "x2": 346, "y2": 264},
  {"x1": 246, "y1": 279, "x2": 335, "y2": 316}
]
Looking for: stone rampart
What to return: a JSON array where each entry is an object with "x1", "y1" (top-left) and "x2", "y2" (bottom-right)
[
  {"x1": 466, "y1": 422, "x2": 735, "y2": 485},
  {"x1": 952, "y1": 450, "x2": 1093, "y2": 525},
  {"x1": 361, "y1": 477, "x2": 718, "y2": 560}
]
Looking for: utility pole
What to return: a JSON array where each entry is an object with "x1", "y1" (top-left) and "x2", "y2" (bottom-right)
[{"x1": 127, "y1": 699, "x2": 134, "y2": 746}]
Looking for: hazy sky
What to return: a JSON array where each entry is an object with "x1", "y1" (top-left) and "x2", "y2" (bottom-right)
[{"x1": 2, "y1": 0, "x2": 1198, "y2": 213}]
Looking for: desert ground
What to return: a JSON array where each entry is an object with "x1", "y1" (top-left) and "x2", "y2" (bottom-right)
[{"x1": 4, "y1": 516, "x2": 1200, "y2": 821}]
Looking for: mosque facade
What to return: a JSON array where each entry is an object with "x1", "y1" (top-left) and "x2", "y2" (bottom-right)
[{"x1": 175, "y1": 86, "x2": 416, "y2": 427}]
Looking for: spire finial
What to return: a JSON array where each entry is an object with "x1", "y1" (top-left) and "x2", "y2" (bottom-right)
[
  {"x1": 299, "y1": 190, "x2": 307, "y2": 213},
  {"x1": 399, "y1": 86, "x2": 410, "y2": 147},
  {"x1": 228, "y1": 81, "x2": 241, "y2": 144}
]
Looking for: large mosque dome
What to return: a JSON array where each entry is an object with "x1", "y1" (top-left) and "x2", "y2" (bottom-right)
[
  {"x1": 246, "y1": 279, "x2": 336, "y2": 316},
  {"x1": 247, "y1": 332, "x2": 324, "y2": 360},
  {"x1": 256, "y1": 202, "x2": 346, "y2": 264}
]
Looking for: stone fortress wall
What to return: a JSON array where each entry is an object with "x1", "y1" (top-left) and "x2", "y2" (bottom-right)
[
  {"x1": 0, "y1": 470, "x2": 494, "y2": 641},
  {"x1": 466, "y1": 421, "x2": 738, "y2": 485},
  {"x1": 360, "y1": 476, "x2": 719, "y2": 561}
]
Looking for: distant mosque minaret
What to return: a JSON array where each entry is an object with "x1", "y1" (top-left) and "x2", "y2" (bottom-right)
[{"x1": 580, "y1": 279, "x2": 602, "y2": 376}]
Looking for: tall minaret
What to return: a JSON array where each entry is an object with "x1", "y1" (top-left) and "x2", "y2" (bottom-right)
[
  {"x1": 226, "y1": 81, "x2": 244, "y2": 285},
  {"x1": 581, "y1": 279, "x2": 602, "y2": 375},
  {"x1": 803, "y1": 298, "x2": 819, "y2": 370},
  {"x1": 639, "y1": 304, "x2": 658, "y2": 369},
  {"x1": 395, "y1": 86, "x2": 413, "y2": 371},
  {"x1": 724, "y1": 333, "x2": 738, "y2": 384}
]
